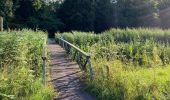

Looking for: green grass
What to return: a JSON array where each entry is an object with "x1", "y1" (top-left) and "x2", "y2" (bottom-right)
[
  {"x1": 0, "y1": 30, "x2": 55, "y2": 100},
  {"x1": 56, "y1": 28, "x2": 170, "y2": 100},
  {"x1": 104, "y1": 28, "x2": 170, "y2": 43}
]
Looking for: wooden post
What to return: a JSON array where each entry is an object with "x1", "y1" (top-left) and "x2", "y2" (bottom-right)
[
  {"x1": 42, "y1": 46, "x2": 47, "y2": 86},
  {"x1": 83, "y1": 58, "x2": 88, "y2": 71},
  {"x1": 87, "y1": 57, "x2": 94, "y2": 80},
  {"x1": 59, "y1": 39, "x2": 61, "y2": 45},
  {"x1": 77, "y1": 52, "x2": 80, "y2": 64},
  {"x1": 65, "y1": 43, "x2": 67, "y2": 52},
  {"x1": 63, "y1": 41, "x2": 64, "y2": 48},
  {"x1": 42, "y1": 57, "x2": 46, "y2": 86},
  {"x1": 105, "y1": 65, "x2": 110, "y2": 78},
  {"x1": 73, "y1": 51, "x2": 77, "y2": 60},
  {"x1": 0, "y1": 16, "x2": 3, "y2": 31}
]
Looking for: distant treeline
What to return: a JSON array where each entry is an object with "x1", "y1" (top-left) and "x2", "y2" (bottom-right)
[{"x1": 0, "y1": 0, "x2": 170, "y2": 33}]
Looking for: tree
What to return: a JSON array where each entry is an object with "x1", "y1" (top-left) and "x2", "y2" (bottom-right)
[
  {"x1": 0, "y1": 0, "x2": 13, "y2": 31},
  {"x1": 58, "y1": 0, "x2": 95, "y2": 32},
  {"x1": 12, "y1": 0, "x2": 63, "y2": 35},
  {"x1": 94, "y1": 0, "x2": 114, "y2": 32},
  {"x1": 115, "y1": 0, "x2": 141, "y2": 27},
  {"x1": 0, "y1": 15, "x2": 3, "y2": 31},
  {"x1": 130, "y1": 0, "x2": 161, "y2": 27},
  {"x1": 33, "y1": 2, "x2": 63, "y2": 37},
  {"x1": 11, "y1": 0, "x2": 42, "y2": 29},
  {"x1": 111, "y1": 0, "x2": 161, "y2": 28}
]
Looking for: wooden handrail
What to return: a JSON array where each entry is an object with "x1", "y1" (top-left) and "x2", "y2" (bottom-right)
[
  {"x1": 58, "y1": 38, "x2": 94, "y2": 80},
  {"x1": 59, "y1": 38, "x2": 90, "y2": 58}
]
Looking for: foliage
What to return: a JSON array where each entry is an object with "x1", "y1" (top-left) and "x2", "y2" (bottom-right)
[
  {"x1": 17, "y1": 0, "x2": 57, "y2": 28},
  {"x1": 56, "y1": 28, "x2": 170, "y2": 100},
  {"x1": 94, "y1": 0, "x2": 114, "y2": 32},
  {"x1": 104, "y1": 28, "x2": 170, "y2": 43},
  {"x1": 1, "y1": 0, "x2": 63, "y2": 34},
  {"x1": 0, "y1": 0, "x2": 13, "y2": 17},
  {"x1": 2, "y1": 0, "x2": 170, "y2": 33},
  {"x1": 58, "y1": 0, "x2": 95, "y2": 32},
  {"x1": 0, "y1": 30, "x2": 55, "y2": 100}
]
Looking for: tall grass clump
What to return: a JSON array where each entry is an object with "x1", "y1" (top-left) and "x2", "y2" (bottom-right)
[
  {"x1": 0, "y1": 30, "x2": 55, "y2": 100},
  {"x1": 55, "y1": 28, "x2": 170, "y2": 100},
  {"x1": 105, "y1": 28, "x2": 170, "y2": 43}
]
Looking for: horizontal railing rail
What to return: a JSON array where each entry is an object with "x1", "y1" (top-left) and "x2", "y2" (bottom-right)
[{"x1": 58, "y1": 38, "x2": 94, "y2": 80}]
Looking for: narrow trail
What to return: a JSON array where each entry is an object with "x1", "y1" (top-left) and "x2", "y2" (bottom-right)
[{"x1": 48, "y1": 39, "x2": 95, "y2": 100}]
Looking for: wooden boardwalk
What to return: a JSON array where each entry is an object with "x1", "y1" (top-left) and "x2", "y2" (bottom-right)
[{"x1": 48, "y1": 39, "x2": 95, "y2": 100}]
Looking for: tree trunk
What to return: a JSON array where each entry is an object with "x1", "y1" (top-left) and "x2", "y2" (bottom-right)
[{"x1": 0, "y1": 16, "x2": 3, "y2": 31}]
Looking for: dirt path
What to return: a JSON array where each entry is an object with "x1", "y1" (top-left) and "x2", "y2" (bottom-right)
[{"x1": 48, "y1": 39, "x2": 95, "y2": 100}]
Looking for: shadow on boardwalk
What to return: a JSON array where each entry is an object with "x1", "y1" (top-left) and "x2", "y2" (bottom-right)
[{"x1": 48, "y1": 39, "x2": 95, "y2": 100}]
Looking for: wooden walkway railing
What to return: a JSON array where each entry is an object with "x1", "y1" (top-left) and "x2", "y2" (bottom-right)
[{"x1": 58, "y1": 38, "x2": 94, "y2": 80}]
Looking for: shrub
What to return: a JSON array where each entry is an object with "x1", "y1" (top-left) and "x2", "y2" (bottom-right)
[{"x1": 0, "y1": 30, "x2": 55, "y2": 100}]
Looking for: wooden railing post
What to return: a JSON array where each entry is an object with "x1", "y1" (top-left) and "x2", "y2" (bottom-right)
[
  {"x1": 73, "y1": 51, "x2": 77, "y2": 60},
  {"x1": 42, "y1": 46, "x2": 47, "y2": 86},
  {"x1": 65, "y1": 43, "x2": 68, "y2": 52},
  {"x1": 63, "y1": 41, "x2": 64, "y2": 48},
  {"x1": 87, "y1": 56, "x2": 94, "y2": 80},
  {"x1": 58, "y1": 39, "x2": 60, "y2": 45},
  {"x1": 83, "y1": 59, "x2": 88, "y2": 71},
  {"x1": 0, "y1": 16, "x2": 3, "y2": 31},
  {"x1": 77, "y1": 52, "x2": 80, "y2": 64}
]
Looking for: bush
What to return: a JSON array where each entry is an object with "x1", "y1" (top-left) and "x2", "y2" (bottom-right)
[{"x1": 0, "y1": 30, "x2": 55, "y2": 100}]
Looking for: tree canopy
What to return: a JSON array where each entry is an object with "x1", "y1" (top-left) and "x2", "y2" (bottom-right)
[
  {"x1": 1, "y1": 0, "x2": 170, "y2": 33},
  {"x1": 0, "y1": 0, "x2": 13, "y2": 17}
]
